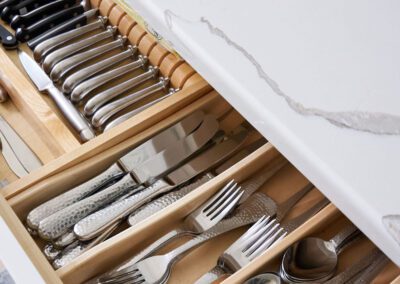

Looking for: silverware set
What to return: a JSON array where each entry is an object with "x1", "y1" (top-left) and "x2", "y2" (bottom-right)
[
  {"x1": 88, "y1": 170, "x2": 329, "y2": 283},
  {"x1": 25, "y1": 111, "x2": 266, "y2": 269},
  {"x1": 15, "y1": 8, "x2": 178, "y2": 141}
]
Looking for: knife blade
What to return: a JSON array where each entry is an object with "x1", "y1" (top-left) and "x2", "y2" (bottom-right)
[
  {"x1": 27, "y1": 8, "x2": 99, "y2": 50},
  {"x1": 10, "y1": 0, "x2": 78, "y2": 30},
  {"x1": 15, "y1": 5, "x2": 85, "y2": 42},
  {"x1": 74, "y1": 130, "x2": 249, "y2": 240},
  {"x1": 36, "y1": 115, "x2": 220, "y2": 240},
  {"x1": 26, "y1": 110, "x2": 205, "y2": 230},
  {"x1": 0, "y1": 115, "x2": 42, "y2": 177},
  {"x1": 18, "y1": 50, "x2": 95, "y2": 141}
]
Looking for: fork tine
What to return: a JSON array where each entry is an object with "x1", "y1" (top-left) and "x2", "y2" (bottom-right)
[
  {"x1": 202, "y1": 180, "x2": 235, "y2": 212},
  {"x1": 235, "y1": 216, "x2": 270, "y2": 250},
  {"x1": 241, "y1": 219, "x2": 278, "y2": 252},
  {"x1": 248, "y1": 227, "x2": 284, "y2": 259},
  {"x1": 209, "y1": 187, "x2": 243, "y2": 220},
  {"x1": 204, "y1": 181, "x2": 237, "y2": 215},
  {"x1": 99, "y1": 267, "x2": 142, "y2": 284}
]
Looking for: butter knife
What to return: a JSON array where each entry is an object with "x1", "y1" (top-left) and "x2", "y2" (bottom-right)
[
  {"x1": 26, "y1": 110, "x2": 205, "y2": 231},
  {"x1": 74, "y1": 130, "x2": 248, "y2": 240},
  {"x1": 0, "y1": 115, "x2": 42, "y2": 177},
  {"x1": 37, "y1": 116, "x2": 219, "y2": 240}
]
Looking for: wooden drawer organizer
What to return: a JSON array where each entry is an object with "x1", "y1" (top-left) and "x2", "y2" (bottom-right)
[
  {"x1": 1, "y1": 86, "x2": 399, "y2": 283},
  {"x1": 0, "y1": 1, "x2": 399, "y2": 284}
]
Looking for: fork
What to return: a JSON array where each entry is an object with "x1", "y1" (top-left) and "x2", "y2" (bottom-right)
[
  {"x1": 97, "y1": 192, "x2": 275, "y2": 284},
  {"x1": 196, "y1": 198, "x2": 329, "y2": 283}
]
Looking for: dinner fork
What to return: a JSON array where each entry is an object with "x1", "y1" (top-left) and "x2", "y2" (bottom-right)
[
  {"x1": 196, "y1": 198, "x2": 330, "y2": 283},
  {"x1": 96, "y1": 193, "x2": 275, "y2": 284}
]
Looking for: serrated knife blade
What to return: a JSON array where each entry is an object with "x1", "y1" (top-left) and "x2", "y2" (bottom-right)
[{"x1": 0, "y1": 115, "x2": 42, "y2": 177}]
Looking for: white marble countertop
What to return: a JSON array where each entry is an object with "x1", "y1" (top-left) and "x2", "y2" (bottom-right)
[{"x1": 123, "y1": 0, "x2": 400, "y2": 265}]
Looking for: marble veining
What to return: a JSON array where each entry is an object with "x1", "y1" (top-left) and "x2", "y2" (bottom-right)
[{"x1": 164, "y1": 10, "x2": 400, "y2": 136}]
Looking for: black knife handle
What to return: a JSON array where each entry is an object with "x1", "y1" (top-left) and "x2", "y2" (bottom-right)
[
  {"x1": 27, "y1": 12, "x2": 89, "y2": 49},
  {"x1": 1, "y1": 0, "x2": 49, "y2": 23},
  {"x1": 10, "y1": 0, "x2": 78, "y2": 30},
  {"x1": 16, "y1": 5, "x2": 84, "y2": 42},
  {"x1": 0, "y1": 24, "x2": 18, "y2": 49},
  {"x1": 0, "y1": 0, "x2": 20, "y2": 13}
]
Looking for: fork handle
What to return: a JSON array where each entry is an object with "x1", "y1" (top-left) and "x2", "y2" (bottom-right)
[
  {"x1": 74, "y1": 179, "x2": 174, "y2": 241},
  {"x1": 194, "y1": 266, "x2": 227, "y2": 284}
]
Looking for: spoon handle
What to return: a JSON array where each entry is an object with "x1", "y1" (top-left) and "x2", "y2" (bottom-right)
[
  {"x1": 330, "y1": 223, "x2": 361, "y2": 253},
  {"x1": 352, "y1": 252, "x2": 389, "y2": 284}
]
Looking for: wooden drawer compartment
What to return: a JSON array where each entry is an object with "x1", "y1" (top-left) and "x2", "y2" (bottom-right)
[{"x1": 0, "y1": 0, "x2": 207, "y2": 144}]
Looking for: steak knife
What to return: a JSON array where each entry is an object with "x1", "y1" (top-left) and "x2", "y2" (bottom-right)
[
  {"x1": 1, "y1": 0, "x2": 49, "y2": 23},
  {"x1": 37, "y1": 115, "x2": 220, "y2": 240},
  {"x1": 26, "y1": 111, "x2": 205, "y2": 230},
  {"x1": 0, "y1": 0, "x2": 19, "y2": 13},
  {"x1": 15, "y1": 5, "x2": 85, "y2": 42},
  {"x1": 0, "y1": 115, "x2": 42, "y2": 177},
  {"x1": 74, "y1": 130, "x2": 248, "y2": 240},
  {"x1": 11, "y1": 0, "x2": 78, "y2": 29},
  {"x1": 18, "y1": 50, "x2": 95, "y2": 142}
]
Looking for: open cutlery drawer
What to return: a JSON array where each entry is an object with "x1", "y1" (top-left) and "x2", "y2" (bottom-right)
[{"x1": 0, "y1": 0, "x2": 209, "y2": 144}]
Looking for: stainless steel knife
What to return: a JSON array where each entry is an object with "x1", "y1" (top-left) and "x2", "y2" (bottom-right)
[
  {"x1": 73, "y1": 130, "x2": 249, "y2": 241},
  {"x1": 0, "y1": 115, "x2": 42, "y2": 177},
  {"x1": 26, "y1": 111, "x2": 205, "y2": 231},
  {"x1": 36, "y1": 115, "x2": 220, "y2": 240},
  {"x1": 18, "y1": 50, "x2": 95, "y2": 142}
]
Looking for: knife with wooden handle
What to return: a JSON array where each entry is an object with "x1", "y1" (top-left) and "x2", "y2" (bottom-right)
[
  {"x1": 26, "y1": 111, "x2": 205, "y2": 231},
  {"x1": 37, "y1": 115, "x2": 220, "y2": 240}
]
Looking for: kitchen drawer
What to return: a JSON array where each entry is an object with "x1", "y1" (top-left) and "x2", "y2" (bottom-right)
[
  {"x1": 1, "y1": 84, "x2": 399, "y2": 283},
  {"x1": 0, "y1": 0, "x2": 208, "y2": 145}
]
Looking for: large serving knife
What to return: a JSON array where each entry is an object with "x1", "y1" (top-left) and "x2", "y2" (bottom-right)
[
  {"x1": 74, "y1": 130, "x2": 248, "y2": 240},
  {"x1": 37, "y1": 115, "x2": 220, "y2": 240},
  {"x1": 18, "y1": 50, "x2": 95, "y2": 141},
  {"x1": 28, "y1": 8, "x2": 99, "y2": 50},
  {"x1": 0, "y1": 115, "x2": 42, "y2": 177},
  {"x1": 10, "y1": 0, "x2": 78, "y2": 29},
  {"x1": 26, "y1": 111, "x2": 205, "y2": 230}
]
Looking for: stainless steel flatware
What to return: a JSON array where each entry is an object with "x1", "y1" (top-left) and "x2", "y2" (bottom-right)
[
  {"x1": 70, "y1": 55, "x2": 148, "y2": 104},
  {"x1": 74, "y1": 130, "x2": 248, "y2": 241},
  {"x1": 84, "y1": 66, "x2": 158, "y2": 115},
  {"x1": 42, "y1": 26, "x2": 117, "y2": 74},
  {"x1": 104, "y1": 88, "x2": 176, "y2": 131},
  {"x1": 91, "y1": 77, "x2": 169, "y2": 129},
  {"x1": 33, "y1": 12, "x2": 106, "y2": 62},
  {"x1": 18, "y1": 50, "x2": 95, "y2": 142},
  {"x1": 50, "y1": 36, "x2": 127, "y2": 82},
  {"x1": 280, "y1": 224, "x2": 361, "y2": 283},
  {"x1": 0, "y1": 115, "x2": 42, "y2": 177},
  {"x1": 36, "y1": 115, "x2": 219, "y2": 240},
  {"x1": 62, "y1": 45, "x2": 137, "y2": 94},
  {"x1": 98, "y1": 193, "x2": 275, "y2": 284},
  {"x1": 26, "y1": 111, "x2": 205, "y2": 231}
]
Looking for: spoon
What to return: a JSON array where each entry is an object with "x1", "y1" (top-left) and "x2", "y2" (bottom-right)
[
  {"x1": 280, "y1": 224, "x2": 361, "y2": 283},
  {"x1": 244, "y1": 273, "x2": 281, "y2": 284}
]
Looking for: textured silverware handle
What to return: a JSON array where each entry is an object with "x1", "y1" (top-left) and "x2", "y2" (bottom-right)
[
  {"x1": 33, "y1": 13, "x2": 105, "y2": 62},
  {"x1": 128, "y1": 174, "x2": 214, "y2": 226},
  {"x1": 168, "y1": 193, "x2": 269, "y2": 260},
  {"x1": 54, "y1": 230, "x2": 77, "y2": 248},
  {"x1": 47, "y1": 85, "x2": 95, "y2": 141},
  {"x1": 194, "y1": 266, "x2": 227, "y2": 284},
  {"x1": 74, "y1": 179, "x2": 174, "y2": 240},
  {"x1": 38, "y1": 174, "x2": 138, "y2": 240},
  {"x1": 50, "y1": 37, "x2": 125, "y2": 82},
  {"x1": 84, "y1": 66, "x2": 158, "y2": 116},
  {"x1": 71, "y1": 55, "x2": 147, "y2": 103},
  {"x1": 26, "y1": 163, "x2": 124, "y2": 230},
  {"x1": 331, "y1": 223, "x2": 360, "y2": 253},
  {"x1": 42, "y1": 26, "x2": 116, "y2": 74},
  {"x1": 91, "y1": 77, "x2": 169, "y2": 129},
  {"x1": 62, "y1": 45, "x2": 136, "y2": 94},
  {"x1": 353, "y1": 252, "x2": 388, "y2": 284}
]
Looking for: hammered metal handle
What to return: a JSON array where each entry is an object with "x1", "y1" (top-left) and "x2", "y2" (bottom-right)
[
  {"x1": 26, "y1": 163, "x2": 124, "y2": 230},
  {"x1": 195, "y1": 265, "x2": 227, "y2": 284},
  {"x1": 74, "y1": 179, "x2": 174, "y2": 240},
  {"x1": 37, "y1": 174, "x2": 138, "y2": 240}
]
